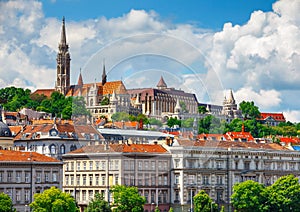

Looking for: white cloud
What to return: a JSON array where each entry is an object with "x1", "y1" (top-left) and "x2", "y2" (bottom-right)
[
  {"x1": 235, "y1": 87, "x2": 281, "y2": 110},
  {"x1": 283, "y1": 110, "x2": 300, "y2": 123},
  {"x1": 0, "y1": 0, "x2": 300, "y2": 121}
]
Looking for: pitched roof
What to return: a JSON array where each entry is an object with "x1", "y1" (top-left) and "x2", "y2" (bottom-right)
[
  {"x1": 0, "y1": 150, "x2": 60, "y2": 162},
  {"x1": 224, "y1": 131, "x2": 254, "y2": 141},
  {"x1": 176, "y1": 139, "x2": 289, "y2": 151},
  {"x1": 157, "y1": 76, "x2": 167, "y2": 88},
  {"x1": 280, "y1": 137, "x2": 300, "y2": 144},
  {"x1": 69, "y1": 144, "x2": 168, "y2": 154},
  {"x1": 31, "y1": 89, "x2": 55, "y2": 98},
  {"x1": 259, "y1": 112, "x2": 286, "y2": 122}
]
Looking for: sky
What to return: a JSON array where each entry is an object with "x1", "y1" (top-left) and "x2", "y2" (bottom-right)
[{"x1": 0, "y1": 0, "x2": 300, "y2": 122}]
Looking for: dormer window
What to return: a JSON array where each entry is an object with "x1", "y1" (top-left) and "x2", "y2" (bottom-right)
[
  {"x1": 85, "y1": 134, "x2": 90, "y2": 140},
  {"x1": 49, "y1": 129, "x2": 58, "y2": 136}
]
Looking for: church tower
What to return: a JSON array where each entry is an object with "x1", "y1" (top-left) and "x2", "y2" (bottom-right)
[{"x1": 55, "y1": 17, "x2": 71, "y2": 95}]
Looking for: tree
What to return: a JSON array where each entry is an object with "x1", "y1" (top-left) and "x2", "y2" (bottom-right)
[
  {"x1": 167, "y1": 117, "x2": 181, "y2": 128},
  {"x1": 231, "y1": 180, "x2": 267, "y2": 212},
  {"x1": 239, "y1": 101, "x2": 260, "y2": 120},
  {"x1": 30, "y1": 186, "x2": 78, "y2": 212},
  {"x1": 100, "y1": 96, "x2": 110, "y2": 105},
  {"x1": 85, "y1": 192, "x2": 111, "y2": 212},
  {"x1": 193, "y1": 190, "x2": 218, "y2": 212},
  {"x1": 181, "y1": 118, "x2": 194, "y2": 128},
  {"x1": 0, "y1": 192, "x2": 15, "y2": 212},
  {"x1": 148, "y1": 118, "x2": 163, "y2": 127},
  {"x1": 111, "y1": 112, "x2": 130, "y2": 122},
  {"x1": 179, "y1": 101, "x2": 188, "y2": 113},
  {"x1": 168, "y1": 207, "x2": 174, "y2": 212},
  {"x1": 154, "y1": 206, "x2": 160, "y2": 212},
  {"x1": 198, "y1": 105, "x2": 208, "y2": 114},
  {"x1": 266, "y1": 175, "x2": 300, "y2": 212},
  {"x1": 111, "y1": 185, "x2": 146, "y2": 212}
]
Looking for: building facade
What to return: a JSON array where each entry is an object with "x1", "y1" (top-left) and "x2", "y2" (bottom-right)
[
  {"x1": 62, "y1": 144, "x2": 171, "y2": 212},
  {"x1": 167, "y1": 139, "x2": 300, "y2": 212},
  {"x1": 13, "y1": 119, "x2": 104, "y2": 160},
  {"x1": 0, "y1": 150, "x2": 63, "y2": 212}
]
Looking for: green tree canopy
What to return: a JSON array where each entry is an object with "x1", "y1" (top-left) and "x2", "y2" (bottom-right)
[
  {"x1": 266, "y1": 175, "x2": 300, "y2": 212},
  {"x1": 30, "y1": 187, "x2": 78, "y2": 212},
  {"x1": 167, "y1": 117, "x2": 181, "y2": 128},
  {"x1": 148, "y1": 118, "x2": 163, "y2": 127},
  {"x1": 198, "y1": 115, "x2": 225, "y2": 134},
  {"x1": 198, "y1": 105, "x2": 208, "y2": 114},
  {"x1": 85, "y1": 192, "x2": 111, "y2": 212},
  {"x1": 0, "y1": 192, "x2": 15, "y2": 212},
  {"x1": 193, "y1": 190, "x2": 218, "y2": 212},
  {"x1": 231, "y1": 180, "x2": 267, "y2": 212},
  {"x1": 239, "y1": 101, "x2": 260, "y2": 120},
  {"x1": 111, "y1": 112, "x2": 131, "y2": 122},
  {"x1": 111, "y1": 185, "x2": 146, "y2": 212}
]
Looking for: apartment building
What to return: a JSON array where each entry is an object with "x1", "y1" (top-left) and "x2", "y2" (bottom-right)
[
  {"x1": 62, "y1": 143, "x2": 171, "y2": 212},
  {"x1": 0, "y1": 150, "x2": 63, "y2": 211},
  {"x1": 167, "y1": 139, "x2": 300, "y2": 211}
]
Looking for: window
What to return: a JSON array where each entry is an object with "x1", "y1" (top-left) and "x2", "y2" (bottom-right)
[
  {"x1": 203, "y1": 175, "x2": 209, "y2": 185},
  {"x1": 70, "y1": 175, "x2": 74, "y2": 185},
  {"x1": 16, "y1": 171, "x2": 21, "y2": 183},
  {"x1": 82, "y1": 190, "x2": 86, "y2": 201},
  {"x1": 163, "y1": 161, "x2": 168, "y2": 170},
  {"x1": 83, "y1": 162, "x2": 87, "y2": 170},
  {"x1": 188, "y1": 175, "x2": 195, "y2": 184},
  {"x1": 138, "y1": 174, "x2": 143, "y2": 185},
  {"x1": 174, "y1": 159, "x2": 179, "y2": 168},
  {"x1": 7, "y1": 171, "x2": 13, "y2": 182},
  {"x1": 151, "y1": 191, "x2": 155, "y2": 203},
  {"x1": 244, "y1": 162, "x2": 250, "y2": 170},
  {"x1": 124, "y1": 161, "x2": 129, "y2": 170},
  {"x1": 130, "y1": 161, "x2": 134, "y2": 170},
  {"x1": 164, "y1": 175, "x2": 168, "y2": 185},
  {"x1": 16, "y1": 190, "x2": 21, "y2": 202},
  {"x1": 101, "y1": 161, "x2": 106, "y2": 170},
  {"x1": 151, "y1": 174, "x2": 156, "y2": 186},
  {"x1": 130, "y1": 175, "x2": 134, "y2": 186},
  {"x1": 25, "y1": 190, "x2": 30, "y2": 202},
  {"x1": 89, "y1": 190, "x2": 93, "y2": 200},
  {"x1": 115, "y1": 161, "x2": 119, "y2": 170},
  {"x1": 175, "y1": 190, "x2": 179, "y2": 202},
  {"x1": 158, "y1": 161, "x2": 162, "y2": 170},
  {"x1": 50, "y1": 144, "x2": 56, "y2": 155},
  {"x1": 71, "y1": 162, "x2": 74, "y2": 170},
  {"x1": 89, "y1": 175, "x2": 93, "y2": 186},
  {"x1": 65, "y1": 176, "x2": 69, "y2": 186},
  {"x1": 52, "y1": 172, "x2": 58, "y2": 182},
  {"x1": 145, "y1": 161, "x2": 149, "y2": 170},
  {"x1": 36, "y1": 172, "x2": 41, "y2": 183},
  {"x1": 45, "y1": 172, "x2": 49, "y2": 182},
  {"x1": 83, "y1": 175, "x2": 86, "y2": 185},
  {"x1": 60, "y1": 145, "x2": 65, "y2": 154},
  {"x1": 95, "y1": 174, "x2": 99, "y2": 185},
  {"x1": 115, "y1": 174, "x2": 119, "y2": 185},
  {"x1": 151, "y1": 161, "x2": 155, "y2": 170},
  {"x1": 101, "y1": 175, "x2": 105, "y2": 185},
  {"x1": 175, "y1": 174, "x2": 179, "y2": 184},
  {"x1": 25, "y1": 172, "x2": 30, "y2": 183},
  {"x1": 89, "y1": 161, "x2": 93, "y2": 170},
  {"x1": 138, "y1": 161, "x2": 142, "y2": 170},
  {"x1": 145, "y1": 174, "x2": 149, "y2": 186},
  {"x1": 77, "y1": 162, "x2": 80, "y2": 171},
  {"x1": 216, "y1": 176, "x2": 223, "y2": 185},
  {"x1": 144, "y1": 191, "x2": 149, "y2": 203},
  {"x1": 216, "y1": 161, "x2": 222, "y2": 169},
  {"x1": 96, "y1": 161, "x2": 100, "y2": 170},
  {"x1": 109, "y1": 161, "x2": 114, "y2": 170},
  {"x1": 65, "y1": 163, "x2": 69, "y2": 171}
]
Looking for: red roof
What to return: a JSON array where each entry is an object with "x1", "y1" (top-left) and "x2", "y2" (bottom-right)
[
  {"x1": 259, "y1": 112, "x2": 286, "y2": 122},
  {"x1": 32, "y1": 89, "x2": 55, "y2": 98},
  {"x1": 224, "y1": 131, "x2": 254, "y2": 142},
  {"x1": 69, "y1": 144, "x2": 168, "y2": 154},
  {"x1": 0, "y1": 150, "x2": 60, "y2": 162},
  {"x1": 280, "y1": 137, "x2": 300, "y2": 144}
]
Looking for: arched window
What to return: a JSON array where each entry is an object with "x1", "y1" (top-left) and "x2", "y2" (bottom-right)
[
  {"x1": 49, "y1": 144, "x2": 56, "y2": 155},
  {"x1": 60, "y1": 145, "x2": 66, "y2": 154},
  {"x1": 90, "y1": 98, "x2": 94, "y2": 106}
]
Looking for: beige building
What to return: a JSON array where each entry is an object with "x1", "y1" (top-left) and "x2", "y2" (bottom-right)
[
  {"x1": 0, "y1": 150, "x2": 63, "y2": 212},
  {"x1": 62, "y1": 143, "x2": 171, "y2": 212}
]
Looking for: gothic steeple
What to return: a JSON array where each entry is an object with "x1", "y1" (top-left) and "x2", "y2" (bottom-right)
[
  {"x1": 56, "y1": 16, "x2": 71, "y2": 95},
  {"x1": 77, "y1": 69, "x2": 83, "y2": 86},
  {"x1": 102, "y1": 59, "x2": 107, "y2": 85}
]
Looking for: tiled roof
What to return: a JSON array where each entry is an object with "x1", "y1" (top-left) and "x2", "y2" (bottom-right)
[
  {"x1": 0, "y1": 150, "x2": 60, "y2": 162},
  {"x1": 105, "y1": 121, "x2": 138, "y2": 129},
  {"x1": 66, "y1": 80, "x2": 127, "y2": 97},
  {"x1": 32, "y1": 89, "x2": 55, "y2": 98},
  {"x1": 176, "y1": 139, "x2": 289, "y2": 151},
  {"x1": 13, "y1": 122, "x2": 103, "y2": 141},
  {"x1": 259, "y1": 112, "x2": 286, "y2": 122},
  {"x1": 224, "y1": 131, "x2": 254, "y2": 141},
  {"x1": 68, "y1": 144, "x2": 168, "y2": 154},
  {"x1": 197, "y1": 134, "x2": 224, "y2": 140},
  {"x1": 280, "y1": 137, "x2": 300, "y2": 144}
]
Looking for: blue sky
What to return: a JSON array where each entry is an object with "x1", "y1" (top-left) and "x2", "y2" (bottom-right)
[
  {"x1": 0, "y1": 0, "x2": 300, "y2": 122},
  {"x1": 42, "y1": 0, "x2": 276, "y2": 30}
]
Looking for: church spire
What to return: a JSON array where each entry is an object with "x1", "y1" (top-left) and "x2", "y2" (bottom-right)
[
  {"x1": 55, "y1": 17, "x2": 71, "y2": 95},
  {"x1": 157, "y1": 76, "x2": 167, "y2": 89},
  {"x1": 102, "y1": 59, "x2": 107, "y2": 85},
  {"x1": 77, "y1": 69, "x2": 83, "y2": 86},
  {"x1": 60, "y1": 16, "x2": 66, "y2": 45}
]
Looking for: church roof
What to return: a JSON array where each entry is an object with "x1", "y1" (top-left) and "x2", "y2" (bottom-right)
[
  {"x1": 32, "y1": 89, "x2": 55, "y2": 98},
  {"x1": 77, "y1": 72, "x2": 83, "y2": 86},
  {"x1": 157, "y1": 76, "x2": 167, "y2": 88}
]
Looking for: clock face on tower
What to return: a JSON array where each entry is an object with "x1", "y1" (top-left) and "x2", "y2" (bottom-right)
[{"x1": 49, "y1": 129, "x2": 58, "y2": 136}]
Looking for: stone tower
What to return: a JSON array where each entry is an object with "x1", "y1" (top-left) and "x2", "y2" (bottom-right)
[{"x1": 55, "y1": 17, "x2": 71, "y2": 95}]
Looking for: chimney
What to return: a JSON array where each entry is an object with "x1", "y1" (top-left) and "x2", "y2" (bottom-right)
[{"x1": 242, "y1": 124, "x2": 245, "y2": 133}]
